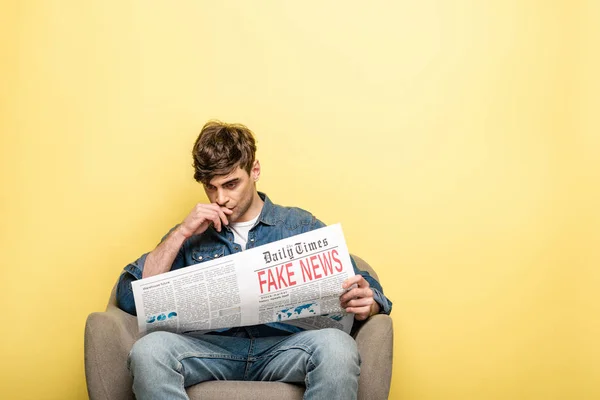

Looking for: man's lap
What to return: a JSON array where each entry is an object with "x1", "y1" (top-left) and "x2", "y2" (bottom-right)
[{"x1": 128, "y1": 327, "x2": 359, "y2": 386}]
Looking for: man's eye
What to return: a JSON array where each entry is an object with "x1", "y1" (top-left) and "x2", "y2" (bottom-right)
[
  {"x1": 205, "y1": 185, "x2": 216, "y2": 191},
  {"x1": 225, "y1": 183, "x2": 237, "y2": 189}
]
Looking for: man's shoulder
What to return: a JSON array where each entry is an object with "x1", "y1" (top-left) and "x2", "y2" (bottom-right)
[
  {"x1": 263, "y1": 196, "x2": 323, "y2": 231},
  {"x1": 269, "y1": 202, "x2": 317, "y2": 225}
]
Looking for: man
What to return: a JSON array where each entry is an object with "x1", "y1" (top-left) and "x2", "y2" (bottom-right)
[{"x1": 116, "y1": 121, "x2": 392, "y2": 399}]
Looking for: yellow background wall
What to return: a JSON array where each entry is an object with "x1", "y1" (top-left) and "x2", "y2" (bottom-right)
[{"x1": 1, "y1": 1, "x2": 597, "y2": 399}]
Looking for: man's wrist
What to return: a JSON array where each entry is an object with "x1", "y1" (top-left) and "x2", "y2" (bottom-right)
[
  {"x1": 170, "y1": 224, "x2": 191, "y2": 243},
  {"x1": 172, "y1": 225, "x2": 191, "y2": 243},
  {"x1": 143, "y1": 229, "x2": 186, "y2": 279}
]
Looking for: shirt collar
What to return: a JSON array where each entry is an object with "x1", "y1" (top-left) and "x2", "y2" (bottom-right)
[{"x1": 256, "y1": 191, "x2": 278, "y2": 226}]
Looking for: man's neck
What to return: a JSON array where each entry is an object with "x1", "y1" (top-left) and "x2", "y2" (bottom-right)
[{"x1": 237, "y1": 191, "x2": 264, "y2": 222}]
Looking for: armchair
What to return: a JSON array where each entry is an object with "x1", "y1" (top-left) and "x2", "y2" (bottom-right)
[{"x1": 84, "y1": 255, "x2": 393, "y2": 399}]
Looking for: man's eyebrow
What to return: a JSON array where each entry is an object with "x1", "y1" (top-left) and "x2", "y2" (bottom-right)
[{"x1": 222, "y1": 178, "x2": 240, "y2": 185}]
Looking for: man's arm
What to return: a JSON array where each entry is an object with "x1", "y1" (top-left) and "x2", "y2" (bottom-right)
[
  {"x1": 116, "y1": 203, "x2": 233, "y2": 315},
  {"x1": 143, "y1": 203, "x2": 233, "y2": 278}
]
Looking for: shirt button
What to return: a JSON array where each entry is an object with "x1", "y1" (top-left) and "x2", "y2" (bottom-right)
[
  {"x1": 198, "y1": 256, "x2": 203, "y2": 260},
  {"x1": 250, "y1": 238, "x2": 254, "y2": 242},
  {"x1": 214, "y1": 254, "x2": 219, "y2": 258}
]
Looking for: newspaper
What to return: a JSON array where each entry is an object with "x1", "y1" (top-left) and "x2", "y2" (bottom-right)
[{"x1": 132, "y1": 224, "x2": 356, "y2": 335}]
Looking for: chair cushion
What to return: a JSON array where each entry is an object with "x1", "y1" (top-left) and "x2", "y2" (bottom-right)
[{"x1": 186, "y1": 381, "x2": 304, "y2": 400}]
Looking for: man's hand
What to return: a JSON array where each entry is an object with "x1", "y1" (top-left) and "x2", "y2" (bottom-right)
[
  {"x1": 177, "y1": 203, "x2": 233, "y2": 239},
  {"x1": 142, "y1": 203, "x2": 233, "y2": 279},
  {"x1": 340, "y1": 274, "x2": 380, "y2": 321}
]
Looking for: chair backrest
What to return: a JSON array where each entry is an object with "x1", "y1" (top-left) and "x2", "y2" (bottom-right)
[{"x1": 351, "y1": 254, "x2": 378, "y2": 280}]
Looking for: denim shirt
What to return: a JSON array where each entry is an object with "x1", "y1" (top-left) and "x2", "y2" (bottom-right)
[{"x1": 116, "y1": 192, "x2": 392, "y2": 333}]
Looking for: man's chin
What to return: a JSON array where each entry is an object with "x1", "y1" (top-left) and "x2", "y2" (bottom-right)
[
  {"x1": 229, "y1": 209, "x2": 255, "y2": 224},
  {"x1": 227, "y1": 209, "x2": 239, "y2": 223}
]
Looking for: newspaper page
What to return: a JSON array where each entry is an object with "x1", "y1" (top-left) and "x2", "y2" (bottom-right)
[{"x1": 132, "y1": 224, "x2": 356, "y2": 335}]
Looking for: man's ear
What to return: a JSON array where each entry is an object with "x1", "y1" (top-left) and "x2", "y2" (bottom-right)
[{"x1": 252, "y1": 160, "x2": 261, "y2": 182}]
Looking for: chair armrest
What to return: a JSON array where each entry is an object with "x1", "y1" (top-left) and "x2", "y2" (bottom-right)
[
  {"x1": 85, "y1": 305, "x2": 138, "y2": 400},
  {"x1": 354, "y1": 314, "x2": 394, "y2": 400}
]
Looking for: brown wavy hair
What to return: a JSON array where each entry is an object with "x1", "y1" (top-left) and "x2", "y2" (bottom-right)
[{"x1": 192, "y1": 120, "x2": 257, "y2": 184}]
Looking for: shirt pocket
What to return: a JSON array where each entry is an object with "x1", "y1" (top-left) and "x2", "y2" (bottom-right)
[{"x1": 192, "y1": 245, "x2": 226, "y2": 263}]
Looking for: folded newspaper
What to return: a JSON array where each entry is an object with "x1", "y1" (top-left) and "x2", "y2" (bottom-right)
[{"x1": 132, "y1": 224, "x2": 356, "y2": 335}]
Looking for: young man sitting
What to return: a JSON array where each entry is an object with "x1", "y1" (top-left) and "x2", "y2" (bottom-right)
[{"x1": 116, "y1": 121, "x2": 392, "y2": 400}]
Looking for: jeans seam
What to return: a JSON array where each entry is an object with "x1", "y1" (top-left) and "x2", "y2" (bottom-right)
[
  {"x1": 244, "y1": 338, "x2": 256, "y2": 380},
  {"x1": 256, "y1": 343, "x2": 313, "y2": 360},
  {"x1": 175, "y1": 359, "x2": 183, "y2": 374},
  {"x1": 304, "y1": 357, "x2": 316, "y2": 396},
  {"x1": 176, "y1": 351, "x2": 247, "y2": 362}
]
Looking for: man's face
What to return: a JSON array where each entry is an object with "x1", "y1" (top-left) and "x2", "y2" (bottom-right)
[{"x1": 203, "y1": 161, "x2": 261, "y2": 223}]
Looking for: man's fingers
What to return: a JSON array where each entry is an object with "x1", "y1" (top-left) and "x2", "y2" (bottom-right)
[
  {"x1": 183, "y1": 203, "x2": 233, "y2": 237},
  {"x1": 342, "y1": 275, "x2": 361, "y2": 289},
  {"x1": 204, "y1": 204, "x2": 231, "y2": 231},
  {"x1": 194, "y1": 205, "x2": 232, "y2": 233},
  {"x1": 216, "y1": 207, "x2": 230, "y2": 228},
  {"x1": 344, "y1": 301, "x2": 373, "y2": 320},
  {"x1": 341, "y1": 297, "x2": 373, "y2": 309},
  {"x1": 339, "y1": 287, "x2": 373, "y2": 304},
  {"x1": 196, "y1": 207, "x2": 223, "y2": 232},
  {"x1": 339, "y1": 277, "x2": 376, "y2": 321},
  {"x1": 356, "y1": 276, "x2": 370, "y2": 287},
  {"x1": 346, "y1": 306, "x2": 372, "y2": 321},
  {"x1": 342, "y1": 274, "x2": 370, "y2": 290},
  {"x1": 205, "y1": 210, "x2": 222, "y2": 232}
]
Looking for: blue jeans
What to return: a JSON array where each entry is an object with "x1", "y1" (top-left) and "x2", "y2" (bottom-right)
[{"x1": 127, "y1": 326, "x2": 361, "y2": 400}]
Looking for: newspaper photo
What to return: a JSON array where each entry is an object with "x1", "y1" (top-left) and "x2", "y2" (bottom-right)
[{"x1": 131, "y1": 224, "x2": 356, "y2": 335}]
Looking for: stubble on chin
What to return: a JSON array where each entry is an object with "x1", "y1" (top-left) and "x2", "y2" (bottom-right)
[
  {"x1": 229, "y1": 203, "x2": 252, "y2": 224},
  {"x1": 227, "y1": 212, "x2": 238, "y2": 224},
  {"x1": 228, "y1": 207, "x2": 243, "y2": 224}
]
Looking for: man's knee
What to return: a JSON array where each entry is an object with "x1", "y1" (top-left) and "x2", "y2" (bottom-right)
[
  {"x1": 312, "y1": 329, "x2": 360, "y2": 367},
  {"x1": 301, "y1": 329, "x2": 360, "y2": 395},
  {"x1": 128, "y1": 331, "x2": 179, "y2": 373}
]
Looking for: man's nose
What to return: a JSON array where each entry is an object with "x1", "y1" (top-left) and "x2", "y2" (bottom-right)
[{"x1": 215, "y1": 189, "x2": 228, "y2": 206}]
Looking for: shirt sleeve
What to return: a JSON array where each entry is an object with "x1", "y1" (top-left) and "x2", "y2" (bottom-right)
[
  {"x1": 115, "y1": 252, "x2": 147, "y2": 316},
  {"x1": 115, "y1": 226, "x2": 186, "y2": 316}
]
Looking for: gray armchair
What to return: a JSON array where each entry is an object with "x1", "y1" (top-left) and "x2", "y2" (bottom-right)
[{"x1": 85, "y1": 255, "x2": 393, "y2": 399}]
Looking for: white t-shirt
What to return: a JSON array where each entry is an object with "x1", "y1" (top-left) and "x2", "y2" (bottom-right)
[{"x1": 229, "y1": 214, "x2": 260, "y2": 250}]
